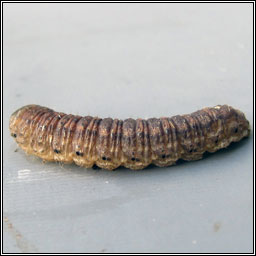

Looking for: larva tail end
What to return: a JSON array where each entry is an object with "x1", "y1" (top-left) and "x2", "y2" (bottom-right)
[{"x1": 224, "y1": 105, "x2": 250, "y2": 141}]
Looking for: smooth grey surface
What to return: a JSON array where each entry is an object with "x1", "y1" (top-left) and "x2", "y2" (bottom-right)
[{"x1": 3, "y1": 3, "x2": 253, "y2": 253}]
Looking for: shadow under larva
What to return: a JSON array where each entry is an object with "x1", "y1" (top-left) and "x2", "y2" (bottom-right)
[{"x1": 9, "y1": 104, "x2": 250, "y2": 170}]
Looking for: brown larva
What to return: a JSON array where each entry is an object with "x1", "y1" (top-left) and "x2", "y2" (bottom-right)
[{"x1": 9, "y1": 104, "x2": 250, "y2": 170}]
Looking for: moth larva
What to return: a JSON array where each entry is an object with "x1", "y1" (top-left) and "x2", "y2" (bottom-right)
[{"x1": 9, "y1": 104, "x2": 250, "y2": 170}]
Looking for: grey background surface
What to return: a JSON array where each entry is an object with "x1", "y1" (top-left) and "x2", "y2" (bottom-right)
[{"x1": 3, "y1": 3, "x2": 253, "y2": 253}]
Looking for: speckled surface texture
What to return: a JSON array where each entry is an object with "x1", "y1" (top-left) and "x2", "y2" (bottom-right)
[{"x1": 3, "y1": 3, "x2": 253, "y2": 253}]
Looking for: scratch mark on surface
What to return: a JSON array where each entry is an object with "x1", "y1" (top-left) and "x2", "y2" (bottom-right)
[
  {"x1": 3, "y1": 216, "x2": 38, "y2": 253},
  {"x1": 213, "y1": 222, "x2": 221, "y2": 232}
]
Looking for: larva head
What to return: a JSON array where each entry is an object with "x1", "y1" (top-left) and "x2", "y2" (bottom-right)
[
  {"x1": 9, "y1": 104, "x2": 45, "y2": 143},
  {"x1": 9, "y1": 105, "x2": 33, "y2": 139},
  {"x1": 216, "y1": 105, "x2": 250, "y2": 141}
]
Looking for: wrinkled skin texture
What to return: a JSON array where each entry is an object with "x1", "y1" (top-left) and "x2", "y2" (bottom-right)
[{"x1": 9, "y1": 104, "x2": 250, "y2": 170}]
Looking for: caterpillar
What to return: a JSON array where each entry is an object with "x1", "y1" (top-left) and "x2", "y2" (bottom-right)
[{"x1": 9, "y1": 104, "x2": 250, "y2": 170}]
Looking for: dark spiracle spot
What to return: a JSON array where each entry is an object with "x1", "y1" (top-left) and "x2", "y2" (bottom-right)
[
  {"x1": 131, "y1": 157, "x2": 136, "y2": 161},
  {"x1": 76, "y1": 151, "x2": 83, "y2": 156},
  {"x1": 162, "y1": 154, "x2": 166, "y2": 159},
  {"x1": 92, "y1": 165, "x2": 101, "y2": 170},
  {"x1": 11, "y1": 133, "x2": 17, "y2": 138},
  {"x1": 189, "y1": 149, "x2": 193, "y2": 153},
  {"x1": 215, "y1": 138, "x2": 218, "y2": 144},
  {"x1": 102, "y1": 156, "x2": 107, "y2": 161},
  {"x1": 234, "y1": 128, "x2": 238, "y2": 133},
  {"x1": 54, "y1": 149, "x2": 60, "y2": 154}
]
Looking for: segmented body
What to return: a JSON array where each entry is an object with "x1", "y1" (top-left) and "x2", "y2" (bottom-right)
[{"x1": 9, "y1": 105, "x2": 250, "y2": 170}]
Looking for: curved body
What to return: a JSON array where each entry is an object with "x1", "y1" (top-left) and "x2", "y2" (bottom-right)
[{"x1": 9, "y1": 104, "x2": 250, "y2": 170}]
